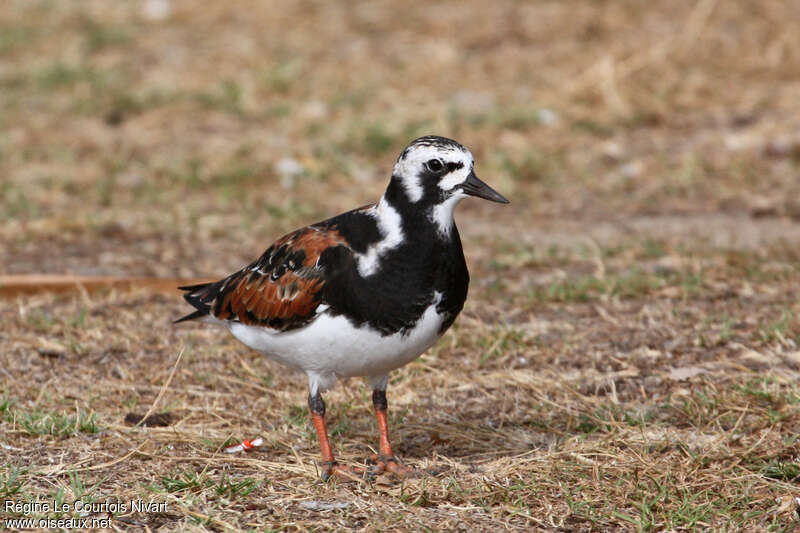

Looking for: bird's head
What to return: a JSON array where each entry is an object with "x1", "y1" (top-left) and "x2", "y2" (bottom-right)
[{"x1": 384, "y1": 136, "x2": 508, "y2": 235}]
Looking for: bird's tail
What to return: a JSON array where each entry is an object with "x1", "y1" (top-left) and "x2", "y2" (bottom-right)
[{"x1": 174, "y1": 281, "x2": 222, "y2": 323}]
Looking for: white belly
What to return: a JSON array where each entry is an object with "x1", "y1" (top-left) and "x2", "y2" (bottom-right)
[{"x1": 225, "y1": 293, "x2": 445, "y2": 393}]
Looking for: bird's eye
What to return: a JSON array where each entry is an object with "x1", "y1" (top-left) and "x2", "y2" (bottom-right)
[{"x1": 425, "y1": 159, "x2": 444, "y2": 172}]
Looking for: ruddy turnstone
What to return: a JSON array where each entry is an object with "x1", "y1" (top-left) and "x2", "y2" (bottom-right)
[{"x1": 177, "y1": 136, "x2": 508, "y2": 480}]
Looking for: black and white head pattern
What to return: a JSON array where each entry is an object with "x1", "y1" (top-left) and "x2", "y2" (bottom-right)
[
  {"x1": 393, "y1": 136, "x2": 473, "y2": 204},
  {"x1": 358, "y1": 136, "x2": 489, "y2": 277},
  {"x1": 391, "y1": 136, "x2": 475, "y2": 235}
]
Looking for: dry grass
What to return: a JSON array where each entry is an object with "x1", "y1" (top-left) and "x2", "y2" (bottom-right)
[{"x1": 2, "y1": 1, "x2": 800, "y2": 531}]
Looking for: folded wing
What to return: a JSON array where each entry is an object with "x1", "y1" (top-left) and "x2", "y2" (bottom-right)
[{"x1": 177, "y1": 226, "x2": 349, "y2": 331}]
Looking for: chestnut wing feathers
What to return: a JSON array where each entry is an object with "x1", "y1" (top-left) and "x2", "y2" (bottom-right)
[{"x1": 177, "y1": 227, "x2": 349, "y2": 331}]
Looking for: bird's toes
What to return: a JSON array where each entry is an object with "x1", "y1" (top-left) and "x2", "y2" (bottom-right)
[
  {"x1": 320, "y1": 462, "x2": 364, "y2": 482},
  {"x1": 385, "y1": 459, "x2": 418, "y2": 478},
  {"x1": 366, "y1": 454, "x2": 418, "y2": 479}
]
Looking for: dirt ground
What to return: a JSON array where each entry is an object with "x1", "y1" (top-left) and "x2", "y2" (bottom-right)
[{"x1": 2, "y1": 1, "x2": 800, "y2": 531}]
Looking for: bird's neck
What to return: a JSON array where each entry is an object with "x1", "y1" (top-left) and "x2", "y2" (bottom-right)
[{"x1": 379, "y1": 178, "x2": 459, "y2": 241}]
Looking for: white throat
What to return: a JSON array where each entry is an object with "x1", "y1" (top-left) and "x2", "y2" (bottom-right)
[{"x1": 430, "y1": 192, "x2": 466, "y2": 237}]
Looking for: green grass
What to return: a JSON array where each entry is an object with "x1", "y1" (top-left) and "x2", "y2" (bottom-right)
[
  {"x1": 759, "y1": 311, "x2": 796, "y2": 344},
  {"x1": 159, "y1": 469, "x2": 209, "y2": 494},
  {"x1": 2, "y1": 400, "x2": 99, "y2": 438},
  {"x1": 762, "y1": 461, "x2": 800, "y2": 483},
  {"x1": 527, "y1": 268, "x2": 667, "y2": 303},
  {"x1": 81, "y1": 20, "x2": 132, "y2": 53},
  {"x1": 158, "y1": 468, "x2": 260, "y2": 501},
  {"x1": 214, "y1": 476, "x2": 260, "y2": 499},
  {"x1": 0, "y1": 25, "x2": 36, "y2": 54},
  {"x1": 478, "y1": 327, "x2": 527, "y2": 366},
  {"x1": 0, "y1": 467, "x2": 24, "y2": 499},
  {"x1": 195, "y1": 80, "x2": 244, "y2": 115},
  {"x1": 35, "y1": 62, "x2": 100, "y2": 90}
]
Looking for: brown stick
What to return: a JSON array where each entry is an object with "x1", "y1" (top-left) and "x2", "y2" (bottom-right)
[{"x1": 0, "y1": 274, "x2": 211, "y2": 297}]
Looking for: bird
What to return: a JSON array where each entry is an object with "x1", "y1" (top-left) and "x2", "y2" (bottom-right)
[{"x1": 176, "y1": 135, "x2": 509, "y2": 480}]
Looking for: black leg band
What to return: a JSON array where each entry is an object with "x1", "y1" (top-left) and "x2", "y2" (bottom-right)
[
  {"x1": 308, "y1": 392, "x2": 326, "y2": 415},
  {"x1": 372, "y1": 389, "x2": 388, "y2": 411}
]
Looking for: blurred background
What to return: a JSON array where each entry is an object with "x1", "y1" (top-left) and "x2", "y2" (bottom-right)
[
  {"x1": 3, "y1": 3, "x2": 800, "y2": 529},
  {"x1": 3, "y1": 0, "x2": 799, "y2": 279}
]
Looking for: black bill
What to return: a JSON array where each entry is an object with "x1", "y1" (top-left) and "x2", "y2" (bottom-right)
[{"x1": 462, "y1": 171, "x2": 510, "y2": 204}]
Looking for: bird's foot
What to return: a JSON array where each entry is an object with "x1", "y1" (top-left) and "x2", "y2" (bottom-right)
[
  {"x1": 367, "y1": 454, "x2": 418, "y2": 478},
  {"x1": 319, "y1": 461, "x2": 364, "y2": 482}
]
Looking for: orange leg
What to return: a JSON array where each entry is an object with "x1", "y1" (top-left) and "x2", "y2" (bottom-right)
[
  {"x1": 309, "y1": 392, "x2": 362, "y2": 481},
  {"x1": 375, "y1": 408, "x2": 394, "y2": 457},
  {"x1": 311, "y1": 412, "x2": 335, "y2": 463},
  {"x1": 369, "y1": 389, "x2": 416, "y2": 478}
]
